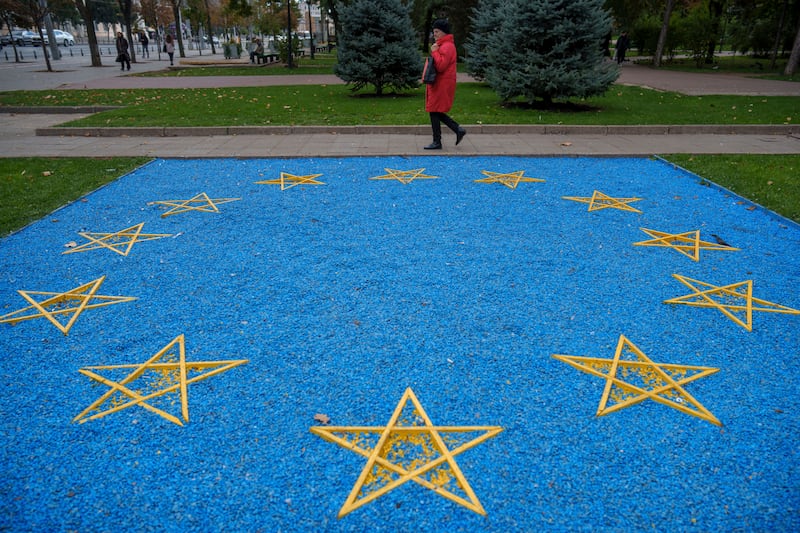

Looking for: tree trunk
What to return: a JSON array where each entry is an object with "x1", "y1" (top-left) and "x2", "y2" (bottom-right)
[
  {"x1": 653, "y1": 0, "x2": 675, "y2": 68},
  {"x1": 705, "y1": 0, "x2": 724, "y2": 64},
  {"x1": 74, "y1": 0, "x2": 102, "y2": 66},
  {"x1": 204, "y1": 0, "x2": 216, "y2": 55},
  {"x1": 784, "y1": 22, "x2": 800, "y2": 76},
  {"x1": 770, "y1": 0, "x2": 788, "y2": 70}
]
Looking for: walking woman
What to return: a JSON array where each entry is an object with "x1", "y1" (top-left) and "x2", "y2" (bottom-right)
[
  {"x1": 115, "y1": 31, "x2": 131, "y2": 71},
  {"x1": 165, "y1": 34, "x2": 175, "y2": 66},
  {"x1": 424, "y1": 19, "x2": 466, "y2": 150}
]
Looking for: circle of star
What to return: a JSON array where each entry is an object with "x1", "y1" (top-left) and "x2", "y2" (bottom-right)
[
  {"x1": 553, "y1": 334, "x2": 721, "y2": 426},
  {"x1": 369, "y1": 168, "x2": 438, "y2": 185},
  {"x1": 311, "y1": 388, "x2": 503, "y2": 517}
]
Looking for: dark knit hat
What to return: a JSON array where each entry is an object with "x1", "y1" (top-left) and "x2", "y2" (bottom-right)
[{"x1": 432, "y1": 19, "x2": 451, "y2": 34}]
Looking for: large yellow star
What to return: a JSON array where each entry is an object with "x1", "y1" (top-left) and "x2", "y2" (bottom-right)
[
  {"x1": 553, "y1": 335, "x2": 721, "y2": 426},
  {"x1": 74, "y1": 334, "x2": 248, "y2": 426},
  {"x1": 0, "y1": 275, "x2": 136, "y2": 335},
  {"x1": 311, "y1": 388, "x2": 503, "y2": 517},
  {"x1": 150, "y1": 192, "x2": 241, "y2": 217},
  {"x1": 63, "y1": 222, "x2": 173, "y2": 256},
  {"x1": 474, "y1": 170, "x2": 545, "y2": 189},
  {"x1": 369, "y1": 168, "x2": 438, "y2": 184},
  {"x1": 634, "y1": 228, "x2": 739, "y2": 261},
  {"x1": 665, "y1": 274, "x2": 800, "y2": 331},
  {"x1": 255, "y1": 172, "x2": 325, "y2": 190},
  {"x1": 562, "y1": 190, "x2": 643, "y2": 213}
]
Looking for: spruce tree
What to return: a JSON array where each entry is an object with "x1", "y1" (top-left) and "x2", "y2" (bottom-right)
[
  {"x1": 464, "y1": 0, "x2": 505, "y2": 81},
  {"x1": 333, "y1": 0, "x2": 422, "y2": 96},
  {"x1": 479, "y1": 0, "x2": 619, "y2": 105}
]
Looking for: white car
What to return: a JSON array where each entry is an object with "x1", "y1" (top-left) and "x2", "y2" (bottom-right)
[{"x1": 53, "y1": 29, "x2": 75, "y2": 46}]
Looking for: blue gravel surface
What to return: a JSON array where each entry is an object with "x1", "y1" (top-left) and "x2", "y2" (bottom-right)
[{"x1": 1, "y1": 156, "x2": 798, "y2": 531}]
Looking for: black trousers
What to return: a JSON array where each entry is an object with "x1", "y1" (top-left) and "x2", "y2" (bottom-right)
[{"x1": 429, "y1": 112, "x2": 460, "y2": 143}]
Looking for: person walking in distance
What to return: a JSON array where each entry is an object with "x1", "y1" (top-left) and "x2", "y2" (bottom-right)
[
  {"x1": 140, "y1": 31, "x2": 150, "y2": 58},
  {"x1": 165, "y1": 34, "x2": 175, "y2": 66},
  {"x1": 116, "y1": 31, "x2": 131, "y2": 71},
  {"x1": 615, "y1": 31, "x2": 630, "y2": 64},
  {"x1": 424, "y1": 19, "x2": 466, "y2": 150}
]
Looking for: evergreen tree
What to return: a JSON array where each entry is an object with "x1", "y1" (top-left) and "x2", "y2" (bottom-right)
[
  {"x1": 333, "y1": 0, "x2": 422, "y2": 95},
  {"x1": 464, "y1": 0, "x2": 505, "y2": 80},
  {"x1": 479, "y1": 0, "x2": 619, "y2": 105}
]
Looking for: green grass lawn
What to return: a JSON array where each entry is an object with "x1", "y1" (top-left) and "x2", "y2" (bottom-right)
[
  {"x1": 0, "y1": 84, "x2": 796, "y2": 128},
  {"x1": 635, "y1": 54, "x2": 798, "y2": 81},
  {"x1": 0, "y1": 157, "x2": 151, "y2": 236},
  {"x1": 665, "y1": 154, "x2": 800, "y2": 222}
]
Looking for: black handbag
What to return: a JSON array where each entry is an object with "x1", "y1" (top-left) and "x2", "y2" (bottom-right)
[{"x1": 422, "y1": 56, "x2": 436, "y2": 84}]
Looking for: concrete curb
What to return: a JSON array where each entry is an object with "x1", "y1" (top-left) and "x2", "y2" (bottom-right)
[{"x1": 33, "y1": 123, "x2": 799, "y2": 137}]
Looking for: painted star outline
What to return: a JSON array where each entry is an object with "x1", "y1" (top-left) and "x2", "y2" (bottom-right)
[
  {"x1": 665, "y1": 274, "x2": 800, "y2": 331},
  {"x1": 474, "y1": 170, "x2": 545, "y2": 189},
  {"x1": 553, "y1": 335, "x2": 721, "y2": 426},
  {"x1": 562, "y1": 190, "x2": 643, "y2": 213},
  {"x1": 634, "y1": 227, "x2": 739, "y2": 261},
  {"x1": 0, "y1": 275, "x2": 136, "y2": 335},
  {"x1": 311, "y1": 388, "x2": 503, "y2": 517},
  {"x1": 63, "y1": 222, "x2": 173, "y2": 256},
  {"x1": 150, "y1": 192, "x2": 241, "y2": 217},
  {"x1": 74, "y1": 334, "x2": 248, "y2": 426},
  {"x1": 369, "y1": 168, "x2": 438, "y2": 185},
  {"x1": 255, "y1": 172, "x2": 325, "y2": 190}
]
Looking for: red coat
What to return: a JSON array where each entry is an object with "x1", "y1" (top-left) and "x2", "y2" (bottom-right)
[{"x1": 425, "y1": 34, "x2": 457, "y2": 113}]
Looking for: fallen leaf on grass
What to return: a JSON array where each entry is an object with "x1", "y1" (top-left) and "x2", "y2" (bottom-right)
[{"x1": 42, "y1": 171, "x2": 52, "y2": 176}]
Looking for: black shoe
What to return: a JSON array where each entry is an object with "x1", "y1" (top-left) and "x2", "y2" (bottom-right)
[
  {"x1": 456, "y1": 128, "x2": 466, "y2": 146},
  {"x1": 424, "y1": 142, "x2": 442, "y2": 150}
]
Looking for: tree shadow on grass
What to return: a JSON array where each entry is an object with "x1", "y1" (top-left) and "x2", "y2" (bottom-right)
[{"x1": 500, "y1": 100, "x2": 600, "y2": 113}]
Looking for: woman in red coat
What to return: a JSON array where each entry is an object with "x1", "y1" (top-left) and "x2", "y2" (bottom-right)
[{"x1": 424, "y1": 19, "x2": 466, "y2": 150}]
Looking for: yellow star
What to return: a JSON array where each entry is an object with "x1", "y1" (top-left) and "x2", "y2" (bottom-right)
[
  {"x1": 474, "y1": 170, "x2": 545, "y2": 189},
  {"x1": 149, "y1": 192, "x2": 241, "y2": 217},
  {"x1": 369, "y1": 168, "x2": 438, "y2": 184},
  {"x1": 562, "y1": 190, "x2": 643, "y2": 213},
  {"x1": 311, "y1": 388, "x2": 503, "y2": 517},
  {"x1": 0, "y1": 275, "x2": 136, "y2": 335},
  {"x1": 74, "y1": 334, "x2": 248, "y2": 426},
  {"x1": 553, "y1": 335, "x2": 721, "y2": 426},
  {"x1": 633, "y1": 228, "x2": 739, "y2": 261},
  {"x1": 62, "y1": 222, "x2": 173, "y2": 256},
  {"x1": 255, "y1": 172, "x2": 325, "y2": 190},
  {"x1": 665, "y1": 274, "x2": 800, "y2": 331}
]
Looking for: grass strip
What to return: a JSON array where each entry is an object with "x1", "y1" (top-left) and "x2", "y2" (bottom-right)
[
  {"x1": 665, "y1": 154, "x2": 800, "y2": 223},
  {"x1": 1, "y1": 84, "x2": 796, "y2": 127},
  {"x1": 0, "y1": 157, "x2": 152, "y2": 236}
]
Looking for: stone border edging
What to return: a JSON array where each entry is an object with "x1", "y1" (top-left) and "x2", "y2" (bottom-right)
[
  {"x1": 4, "y1": 106, "x2": 795, "y2": 136},
  {"x1": 33, "y1": 123, "x2": 798, "y2": 137}
]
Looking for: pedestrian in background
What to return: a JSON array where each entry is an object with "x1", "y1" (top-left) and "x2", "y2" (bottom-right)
[
  {"x1": 615, "y1": 31, "x2": 630, "y2": 64},
  {"x1": 116, "y1": 31, "x2": 131, "y2": 71},
  {"x1": 423, "y1": 19, "x2": 466, "y2": 150},
  {"x1": 165, "y1": 34, "x2": 175, "y2": 66},
  {"x1": 140, "y1": 31, "x2": 150, "y2": 58}
]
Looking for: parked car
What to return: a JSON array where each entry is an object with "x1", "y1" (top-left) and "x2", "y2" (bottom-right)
[
  {"x1": 190, "y1": 34, "x2": 220, "y2": 46},
  {"x1": 0, "y1": 30, "x2": 25, "y2": 46},
  {"x1": 21, "y1": 30, "x2": 48, "y2": 46},
  {"x1": 52, "y1": 29, "x2": 75, "y2": 46}
]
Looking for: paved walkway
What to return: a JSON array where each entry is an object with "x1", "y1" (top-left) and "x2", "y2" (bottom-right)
[{"x1": 1, "y1": 49, "x2": 798, "y2": 157}]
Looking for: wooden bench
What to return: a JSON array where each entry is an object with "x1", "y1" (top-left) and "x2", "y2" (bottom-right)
[{"x1": 253, "y1": 52, "x2": 280, "y2": 64}]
